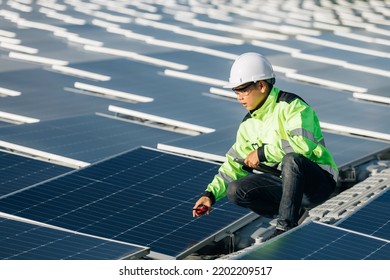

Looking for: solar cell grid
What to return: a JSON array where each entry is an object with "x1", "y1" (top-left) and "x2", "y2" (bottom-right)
[
  {"x1": 0, "y1": 147, "x2": 254, "y2": 259},
  {"x1": 235, "y1": 222, "x2": 390, "y2": 260},
  {"x1": 0, "y1": 151, "x2": 71, "y2": 197},
  {"x1": 337, "y1": 189, "x2": 390, "y2": 241},
  {"x1": 0, "y1": 216, "x2": 149, "y2": 260}
]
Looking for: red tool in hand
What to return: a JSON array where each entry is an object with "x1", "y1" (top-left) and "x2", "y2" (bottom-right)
[{"x1": 194, "y1": 204, "x2": 209, "y2": 216}]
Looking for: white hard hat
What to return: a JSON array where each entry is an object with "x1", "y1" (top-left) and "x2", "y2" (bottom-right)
[{"x1": 223, "y1": 52, "x2": 275, "y2": 88}]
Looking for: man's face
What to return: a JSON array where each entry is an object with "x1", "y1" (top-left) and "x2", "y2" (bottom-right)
[{"x1": 233, "y1": 81, "x2": 268, "y2": 111}]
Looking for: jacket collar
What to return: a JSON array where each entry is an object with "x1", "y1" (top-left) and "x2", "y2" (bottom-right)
[{"x1": 250, "y1": 87, "x2": 280, "y2": 118}]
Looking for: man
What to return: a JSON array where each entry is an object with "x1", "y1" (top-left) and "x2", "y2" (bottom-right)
[{"x1": 192, "y1": 52, "x2": 338, "y2": 239}]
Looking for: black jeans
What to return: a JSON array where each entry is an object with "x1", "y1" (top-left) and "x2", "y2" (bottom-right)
[{"x1": 227, "y1": 153, "x2": 336, "y2": 231}]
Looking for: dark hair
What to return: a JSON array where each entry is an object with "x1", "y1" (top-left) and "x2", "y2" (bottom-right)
[
  {"x1": 260, "y1": 78, "x2": 275, "y2": 90},
  {"x1": 266, "y1": 78, "x2": 276, "y2": 86}
]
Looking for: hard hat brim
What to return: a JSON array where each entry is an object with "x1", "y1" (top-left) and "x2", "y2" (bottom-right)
[
  {"x1": 223, "y1": 74, "x2": 275, "y2": 89},
  {"x1": 223, "y1": 81, "x2": 242, "y2": 88}
]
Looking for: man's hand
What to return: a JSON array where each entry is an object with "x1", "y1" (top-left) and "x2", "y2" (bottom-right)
[
  {"x1": 192, "y1": 196, "x2": 212, "y2": 217},
  {"x1": 244, "y1": 150, "x2": 259, "y2": 168}
]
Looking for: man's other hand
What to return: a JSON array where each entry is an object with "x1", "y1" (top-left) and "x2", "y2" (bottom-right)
[{"x1": 244, "y1": 150, "x2": 259, "y2": 168}]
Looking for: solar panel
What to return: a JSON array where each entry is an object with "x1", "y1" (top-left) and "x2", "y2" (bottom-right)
[
  {"x1": 68, "y1": 58, "x2": 188, "y2": 93},
  {"x1": 268, "y1": 53, "x2": 333, "y2": 73},
  {"x1": 0, "y1": 216, "x2": 149, "y2": 260},
  {"x1": 207, "y1": 43, "x2": 285, "y2": 59},
  {"x1": 0, "y1": 151, "x2": 71, "y2": 197},
  {"x1": 0, "y1": 55, "x2": 40, "y2": 74},
  {"x1": 296, "y1": 67, "x2": 388, "y2": 92},
  {"x1": 2, "y1": 26, "x2": 111, "y2": 64},
  {"x1": 303, "y1": 47, "x2": 388, "y2": 65},
  {"x1": 277, "y1": 78, "x2": 390, "y2": 136},
  {"x1": 313, "y1": 33, "x2": 389, "y2": 53},
  {"x1": 0, "y1": 115, "x2": 187, "y2": 163},
  {"x1": 102, "y1": 95, "x2": 232, "y2": 132},
  {"x1": 102, "y1": 69, "x2": 390, "y2": 137},
  {"x1": 0, "y1": 147, "x2": 255, "y2": 259},
  {"x1": 161, "y1": 128, "x2": 390, "y2": 168},
  {"x1": 337, "y1": 188, "x2": 390, "y2": 241},
  {"x1": 0, "y1": 67, "x2": 126, "y2": 121},
  {"x1": 234, "y1": 221, "x2": 390, "y2": 260}
]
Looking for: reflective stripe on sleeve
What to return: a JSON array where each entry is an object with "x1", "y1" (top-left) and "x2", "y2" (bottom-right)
[
  {"x1": 290, "y1": 128, "x2": 326, "y2": 147},
  {"x1": 281, "y1": 139, "x2": 294, "y2": 154},
  {"x1": 227, "y1": 147, "x2": 240, "y2": 159},
  {"x1": 216, "y1": 170, "x2": 235, "y2": 185}
]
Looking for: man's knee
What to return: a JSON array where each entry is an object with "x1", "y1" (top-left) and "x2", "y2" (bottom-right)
[
  {"x1": 227, "y1": 181, "x2": 239, "y2": 203},
  {"x1": 282, "y1": 153, "x2": 307, "y2": 171},
  {"x1": 282, "y1": 153, "x2": 304, "y2": 165}
]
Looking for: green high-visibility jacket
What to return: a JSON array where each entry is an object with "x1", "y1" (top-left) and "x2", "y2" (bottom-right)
[{"x1": 205, "y1": 87, "x2": 338, "y2": 203}]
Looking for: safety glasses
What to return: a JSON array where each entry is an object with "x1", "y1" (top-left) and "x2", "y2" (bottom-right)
[{"x1": 232, "y1": 82, "x2": 257, "y2": 96}]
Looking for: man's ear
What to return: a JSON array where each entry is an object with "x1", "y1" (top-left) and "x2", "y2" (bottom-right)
[{"x1": 258, "y1": 80, "x2": 267, "y2": 92}]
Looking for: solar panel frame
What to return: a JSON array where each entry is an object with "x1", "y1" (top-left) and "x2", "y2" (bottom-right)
[{"x1": 0, "y1": 215, "x2": 149, "y2": 260}]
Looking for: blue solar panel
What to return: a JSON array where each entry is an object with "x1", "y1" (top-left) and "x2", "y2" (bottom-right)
[
  {"x1": 298, "y1": 67, "x2": 389, "y2": 92},
  {"x1": 318, "y1": 33, "x2": 389, "y2": 53},
  {"x1": 235, "y1": 222, "x2": 390, "y2": 260},
  {"x1": 0, "y1": 115, "x2": 186, "y2": 163},
  {"x1": 0, "y1": 147, "x2": 254, "y2": 259},
  {"x1": 0, "y1": 67, "x2": 128, "y2": 121},
  {"x1": 337, "y1": 189, "x2": 390, "y2": 241},
  {"x1": 82, "y1": 62, "x2": 246, "y2": 131},
  {"x1": 276, "y1": 79, "x2": 390, "y2": 136},
  {"x1": 162, "y1": 128, "x2": 390, "y2": 168},
  {"x1": 0, "y1": 151, "x2": 71, "y2": 197},
  {"x1": 0, "y1": 216, "x2": 149, "y2": 260}
]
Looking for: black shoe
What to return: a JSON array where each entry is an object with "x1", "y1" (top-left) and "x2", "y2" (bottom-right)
[{"x1": 263, "y1": 229, "x2": 286, "y2": 242}]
